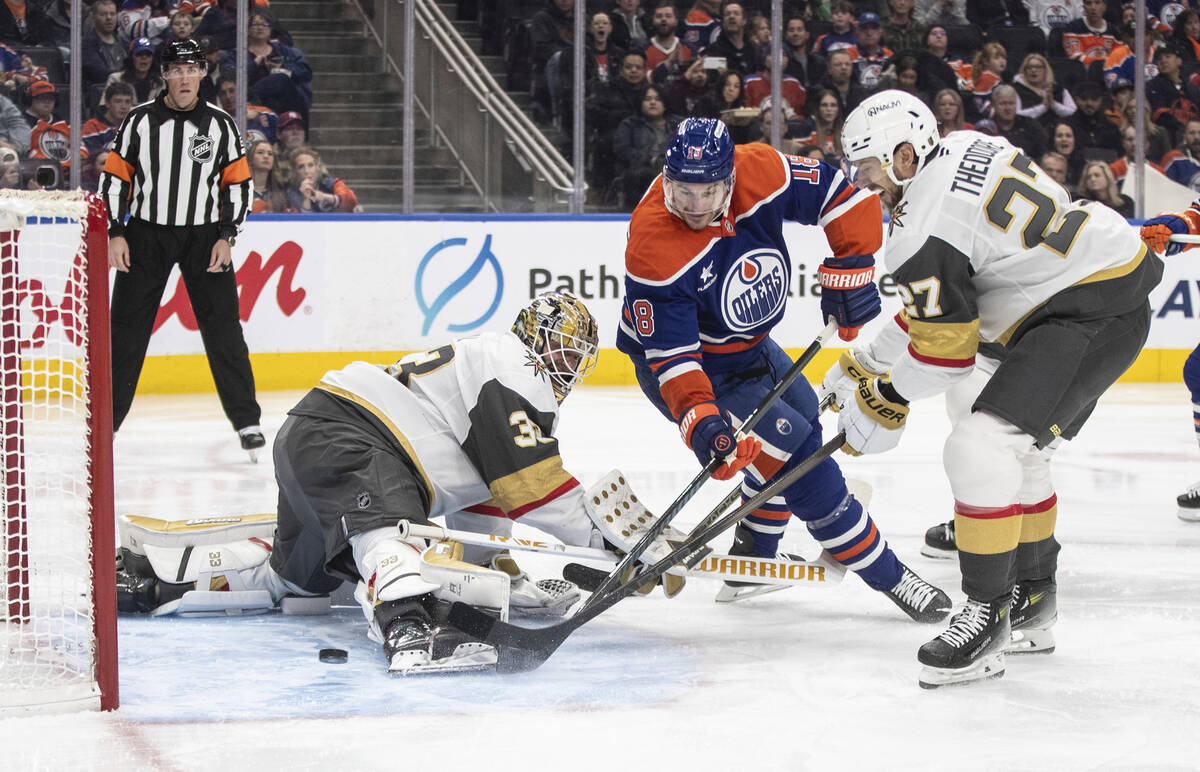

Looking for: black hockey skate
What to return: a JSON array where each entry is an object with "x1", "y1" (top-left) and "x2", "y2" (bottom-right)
[
  {"x1": 920, "y1": 519, "x2": 956, "y2": 559},
  {"x1": 1177, "y1": 481, "x2": 1200, "y2": 522},
  {"x1": 383, "y1": 615, "x2": 496, "y2": 675},
  {"x1": 238, "y1": 426, "x2": 266, "y2": 463},
  {"x1": 883, "y1": 566, "x2": 952, "y2": 622},
  {"x1": 114, "y1": 549, "x2": 189, "y2": 613},
  {"x1": 1008, "y1": 578, "x2": 1057, "y2": 654},
  {"x1": 918, "y1": 597, "x2": 1010, "y2": 689}
]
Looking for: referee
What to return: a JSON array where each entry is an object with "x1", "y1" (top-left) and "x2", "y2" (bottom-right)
[{"x1": 100, "y1": 38, "x2": 266, "y2": 460}]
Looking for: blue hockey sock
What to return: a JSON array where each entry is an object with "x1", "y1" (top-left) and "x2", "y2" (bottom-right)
[{"x1": 805, "y1": 494, "x2": 902, "y2": 591}]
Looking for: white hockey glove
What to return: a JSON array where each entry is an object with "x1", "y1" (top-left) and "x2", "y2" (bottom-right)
[
  {"x1": 838, "y1": 377, "x2": 909, "y2": 456},
  {"x1": 819, "y1": 349, "x2": 889, "y2": 413}
]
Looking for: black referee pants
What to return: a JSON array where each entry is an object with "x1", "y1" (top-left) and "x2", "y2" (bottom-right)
[{"x1": 109, "y1": 219, "x2": 261, "y2": 433}]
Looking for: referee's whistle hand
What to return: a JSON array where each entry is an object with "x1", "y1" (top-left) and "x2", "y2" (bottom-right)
[
  {"x1": 208, "y1": 239, "x2": 231, "y2": 273},
  {"x1": 108, "y1": 236, "x2": 130, "y2": 272}
]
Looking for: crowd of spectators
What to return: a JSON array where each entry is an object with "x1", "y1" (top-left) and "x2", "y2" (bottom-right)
[
  {"x1": 502, "y1": 0, "x2": 1200, "y2": 212},
  {"x1": 0, "y1": 0, "x2": 357, "y2": 210}
]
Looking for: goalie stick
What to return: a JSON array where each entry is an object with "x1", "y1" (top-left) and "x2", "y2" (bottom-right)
[
  {"x1": 580, "y1": 319, "x2": 838, "y2": 610},
  {"x1": 446, "y1": 431, "x2": 846, "y2": 673},
  {"x1": 399, "y1": 520, "x2": 843, "y2": 586}
]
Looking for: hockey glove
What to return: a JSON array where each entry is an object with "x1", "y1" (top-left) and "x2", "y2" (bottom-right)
[
  {"x1": 838, "y1": 377, "x2": 909, "y2": 456},
  {"x1": 1140, "y1": 214, "x2": 1193, "y2": 256},
  {"x1": 818, "y1": 254, "x2": 881, "y2": 342},
  {"x1": 679, "y1": 402, "x2": 762, "y2": 481},
  {"x1": 819, "y1": 349, "x2": 888, "y2": 413}
]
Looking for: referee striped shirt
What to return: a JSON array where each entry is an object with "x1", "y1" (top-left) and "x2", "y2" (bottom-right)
[{"x1": 99, "y1": 94, "x2": 251, "y2": 239}]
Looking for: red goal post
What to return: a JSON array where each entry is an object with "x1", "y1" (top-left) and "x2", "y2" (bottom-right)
[{"x1": 0, "y1": 190, "x2": 117, "y2": 713}]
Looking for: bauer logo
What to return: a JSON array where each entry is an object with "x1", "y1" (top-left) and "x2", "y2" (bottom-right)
[
  {"x1": 721, "y1": 249, "x2": 787, "y2": 332},
  {"x1": 414, "y1": 234, "x2": 504, "y2": 336}
]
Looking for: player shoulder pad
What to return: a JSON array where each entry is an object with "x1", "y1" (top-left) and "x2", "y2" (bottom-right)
[
  {"x1": 625, "y1": 176, "x2": 726, "y2": 285},
  {"x1": 728, "y1": 143, "x2": 791, "y2": 217}
]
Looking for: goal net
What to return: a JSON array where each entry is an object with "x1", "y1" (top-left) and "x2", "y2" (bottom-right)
[{"x1": 0, "y1": 190, "x2": 116, "y2": 714}]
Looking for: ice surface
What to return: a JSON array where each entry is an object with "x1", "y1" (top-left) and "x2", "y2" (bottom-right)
[{"x1": 3, "y1": 383, "x2": 1199, "y2": 771}]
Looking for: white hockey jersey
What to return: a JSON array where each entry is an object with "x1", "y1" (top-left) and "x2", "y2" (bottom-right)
[
  {"x1": 308, "y1": 331, "x2": 594, "y2": 547},
  {"x1": 883, "y1": 130, "x2": 1149, "y2": 400}
]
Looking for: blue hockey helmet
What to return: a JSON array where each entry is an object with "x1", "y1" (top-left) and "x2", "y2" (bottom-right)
[{"x1": 662, "y1": 118, "x2": 736, "y2": 228}]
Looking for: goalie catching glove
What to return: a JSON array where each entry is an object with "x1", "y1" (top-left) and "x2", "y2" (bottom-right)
[
  {"x1": 818, "y1": 254, "x2": 881, "y2": 341},
  {"x1": 678, "y1": 402, "x2": 761, "y2": 481},
  {"x1": 838, "y1": 376, "x2": 909, "y2": 456}
]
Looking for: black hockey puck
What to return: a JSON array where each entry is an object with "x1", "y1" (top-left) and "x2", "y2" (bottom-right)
[{"x1": 318, "y1": 648, "x2": 348, "y2": 664}]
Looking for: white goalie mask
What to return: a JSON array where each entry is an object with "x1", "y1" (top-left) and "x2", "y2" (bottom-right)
[
  {"x1": 512, "y1": 291, "x2": 599, "y2": 403},
  {"x1": 841, "y1": 89, "x2": 939, "y2": 190}
]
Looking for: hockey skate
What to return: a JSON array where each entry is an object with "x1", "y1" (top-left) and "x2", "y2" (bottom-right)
[
  {"x1": 715, "y1": 523, "x2": 790, "y2": 603},
  {"x1": 115, "y1": 549, "x2": 191, "y2": 613},
  {"x1": 238, "y1": 426, "x2": 266, "y2": 463},
  {"x1": 383, "y1": 615, "x2": 497, "y2": 675},
  {"x1": 920, "y1": 519, "x2": 956, "y2": 559},
  {"x1": 1008, "y1": 578, "x2": 1057, "y2": 654},
  {"x1": 1177, "y1": 481, "x2": 1200, "y2": 522},
  {"x1": 882, "y1": 566, "x2": 952, "y2": 622},
  {"x1": 917, "y1": 598, "x2": 1010, "y2": 689}
]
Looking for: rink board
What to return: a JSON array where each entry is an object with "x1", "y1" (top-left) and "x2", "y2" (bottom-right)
[{"x1": 117, "y1": 214, "x2": 1197, "y2": 392}]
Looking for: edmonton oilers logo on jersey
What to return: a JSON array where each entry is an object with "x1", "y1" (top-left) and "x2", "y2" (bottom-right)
[{"x1": 721, "y1": 249, "x2": 787, "y2": 332}]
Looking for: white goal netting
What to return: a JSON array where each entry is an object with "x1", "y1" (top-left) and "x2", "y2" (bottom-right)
[{"x1": 0, "y1": 190, "x2": 114, "y2": 713}]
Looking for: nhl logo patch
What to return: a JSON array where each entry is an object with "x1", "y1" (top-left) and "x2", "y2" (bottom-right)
[
  {"x1": 356, "y1": 491, "x2": 371, "y2": 509},
  {"x1": 188, "y1": 134, "x2": 216, "y2": 163}
]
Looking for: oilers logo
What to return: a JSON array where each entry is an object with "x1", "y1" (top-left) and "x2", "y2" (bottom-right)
[
  {"x1": 1040, "y1": 4, "x2": 1072, "y2": 28},
  {"x1": 721, "y1": 249, "x2": 787, "y2": 332}
]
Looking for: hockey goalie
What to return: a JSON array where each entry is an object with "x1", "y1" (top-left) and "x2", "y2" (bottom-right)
[{"x1": 115, "y1": 292, "x2": 681, "y2": 675}]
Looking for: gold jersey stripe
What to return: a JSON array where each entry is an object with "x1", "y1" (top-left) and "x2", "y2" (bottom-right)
[
  {"x1": 316, "y1": 382, "x2": 436, "y2": 509},
  {"x1": 997, "y1": 245, "x2": 1148, "y2": 345},
  {"x1": 1019, "y1": 504, "x2": 1057, "y2": 544},
  {"x1": 1073, "y1": 244, "x2": 1147, "y2": 286},
  {"x1": 489, "y1": 455, "x2": 575, "y2": 514},
  {"x1": 904, "y1": 314, "x2": 981, "y2": 362},
  {"x1": 956, "y1": 511, "x2": 1022, "y2": 555}
]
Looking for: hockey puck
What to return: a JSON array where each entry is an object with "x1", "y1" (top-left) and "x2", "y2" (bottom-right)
[{"x1": 318, "y1": 648, "x2": 348, "y2": 664}]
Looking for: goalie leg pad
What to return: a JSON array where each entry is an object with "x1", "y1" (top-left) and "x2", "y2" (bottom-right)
[
  {"x1": 120, "y1": 513, "x2": 278, "y2": 555},
  {"x1": 420, "y1": 539, "x2": 511, "y2": 622}
]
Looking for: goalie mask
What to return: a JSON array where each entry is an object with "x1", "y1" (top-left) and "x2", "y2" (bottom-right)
[{"x1": 512, "y1": 291, "x2": 599, "y2": 403}]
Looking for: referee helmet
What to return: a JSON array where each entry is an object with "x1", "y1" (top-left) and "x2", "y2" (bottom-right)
[{"x1": 161, "y1": 39, "x2": 206, "y2": 73}]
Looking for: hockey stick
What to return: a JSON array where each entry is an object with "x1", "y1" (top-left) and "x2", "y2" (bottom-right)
[
  {"x1": 1168, "y1": 234, "x2": 1200, "y2": 243},
  {"x1": 446, "y1": 431, "x2": 846, "y2": 673},
  {"x1": 399, "y1": 520, "x2": 839, "y2": 586},
  {"x1": 581, "y1": 319, "x2": 839, "y2": 609}
]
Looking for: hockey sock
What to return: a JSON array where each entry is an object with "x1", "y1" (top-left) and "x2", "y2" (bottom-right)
[
  {"x1": 1016, "y1": 494, "x2": 1060, "y2": 580},
  {"x1": 736, "y1": 480, "x2": 789, "y2": 557},
  {"x1": 805, "y1": 494, "x2": 901, "y2": 591},
  {"x1": 1185, "y1": 345, "x2": 1200, "y2": 450}
]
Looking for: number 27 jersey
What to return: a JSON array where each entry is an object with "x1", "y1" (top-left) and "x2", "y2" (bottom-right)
[{"x1": 884, "y1": 130, "x2": 1154, "y2": 400}]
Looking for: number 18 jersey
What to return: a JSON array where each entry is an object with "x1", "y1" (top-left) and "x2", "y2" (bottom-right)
[{"x1": 884, "y1": 130, "x2": 1154, "y2": 401}]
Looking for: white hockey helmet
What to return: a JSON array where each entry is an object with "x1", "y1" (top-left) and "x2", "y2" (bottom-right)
[{"x1": 841, "y1": 89, "x2": 939, "y2": 187}]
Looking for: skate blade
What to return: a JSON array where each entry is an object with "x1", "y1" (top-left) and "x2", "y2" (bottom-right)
[
  {"x1": 247, "y1": 449, "x2": 260, "y2": 464},
  {"x1": 1177, "y1": 507, "x2": 1200, "y2": 522},
  {"x1": 714, "y1": 582, "x2": 788, "y2": 603},
  {"x1": 918, "y1": 652, "x2": 1005, "y2": 689},
  {"x1": 1008, "y1": 627, "x2": 1056, "y2": 654},
  {"x1": 919, "y1": 544, "x2": 956, "y2": 560},
  {"x1": 389, "y1": 643, "x2": 497, "y2": 675}
]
